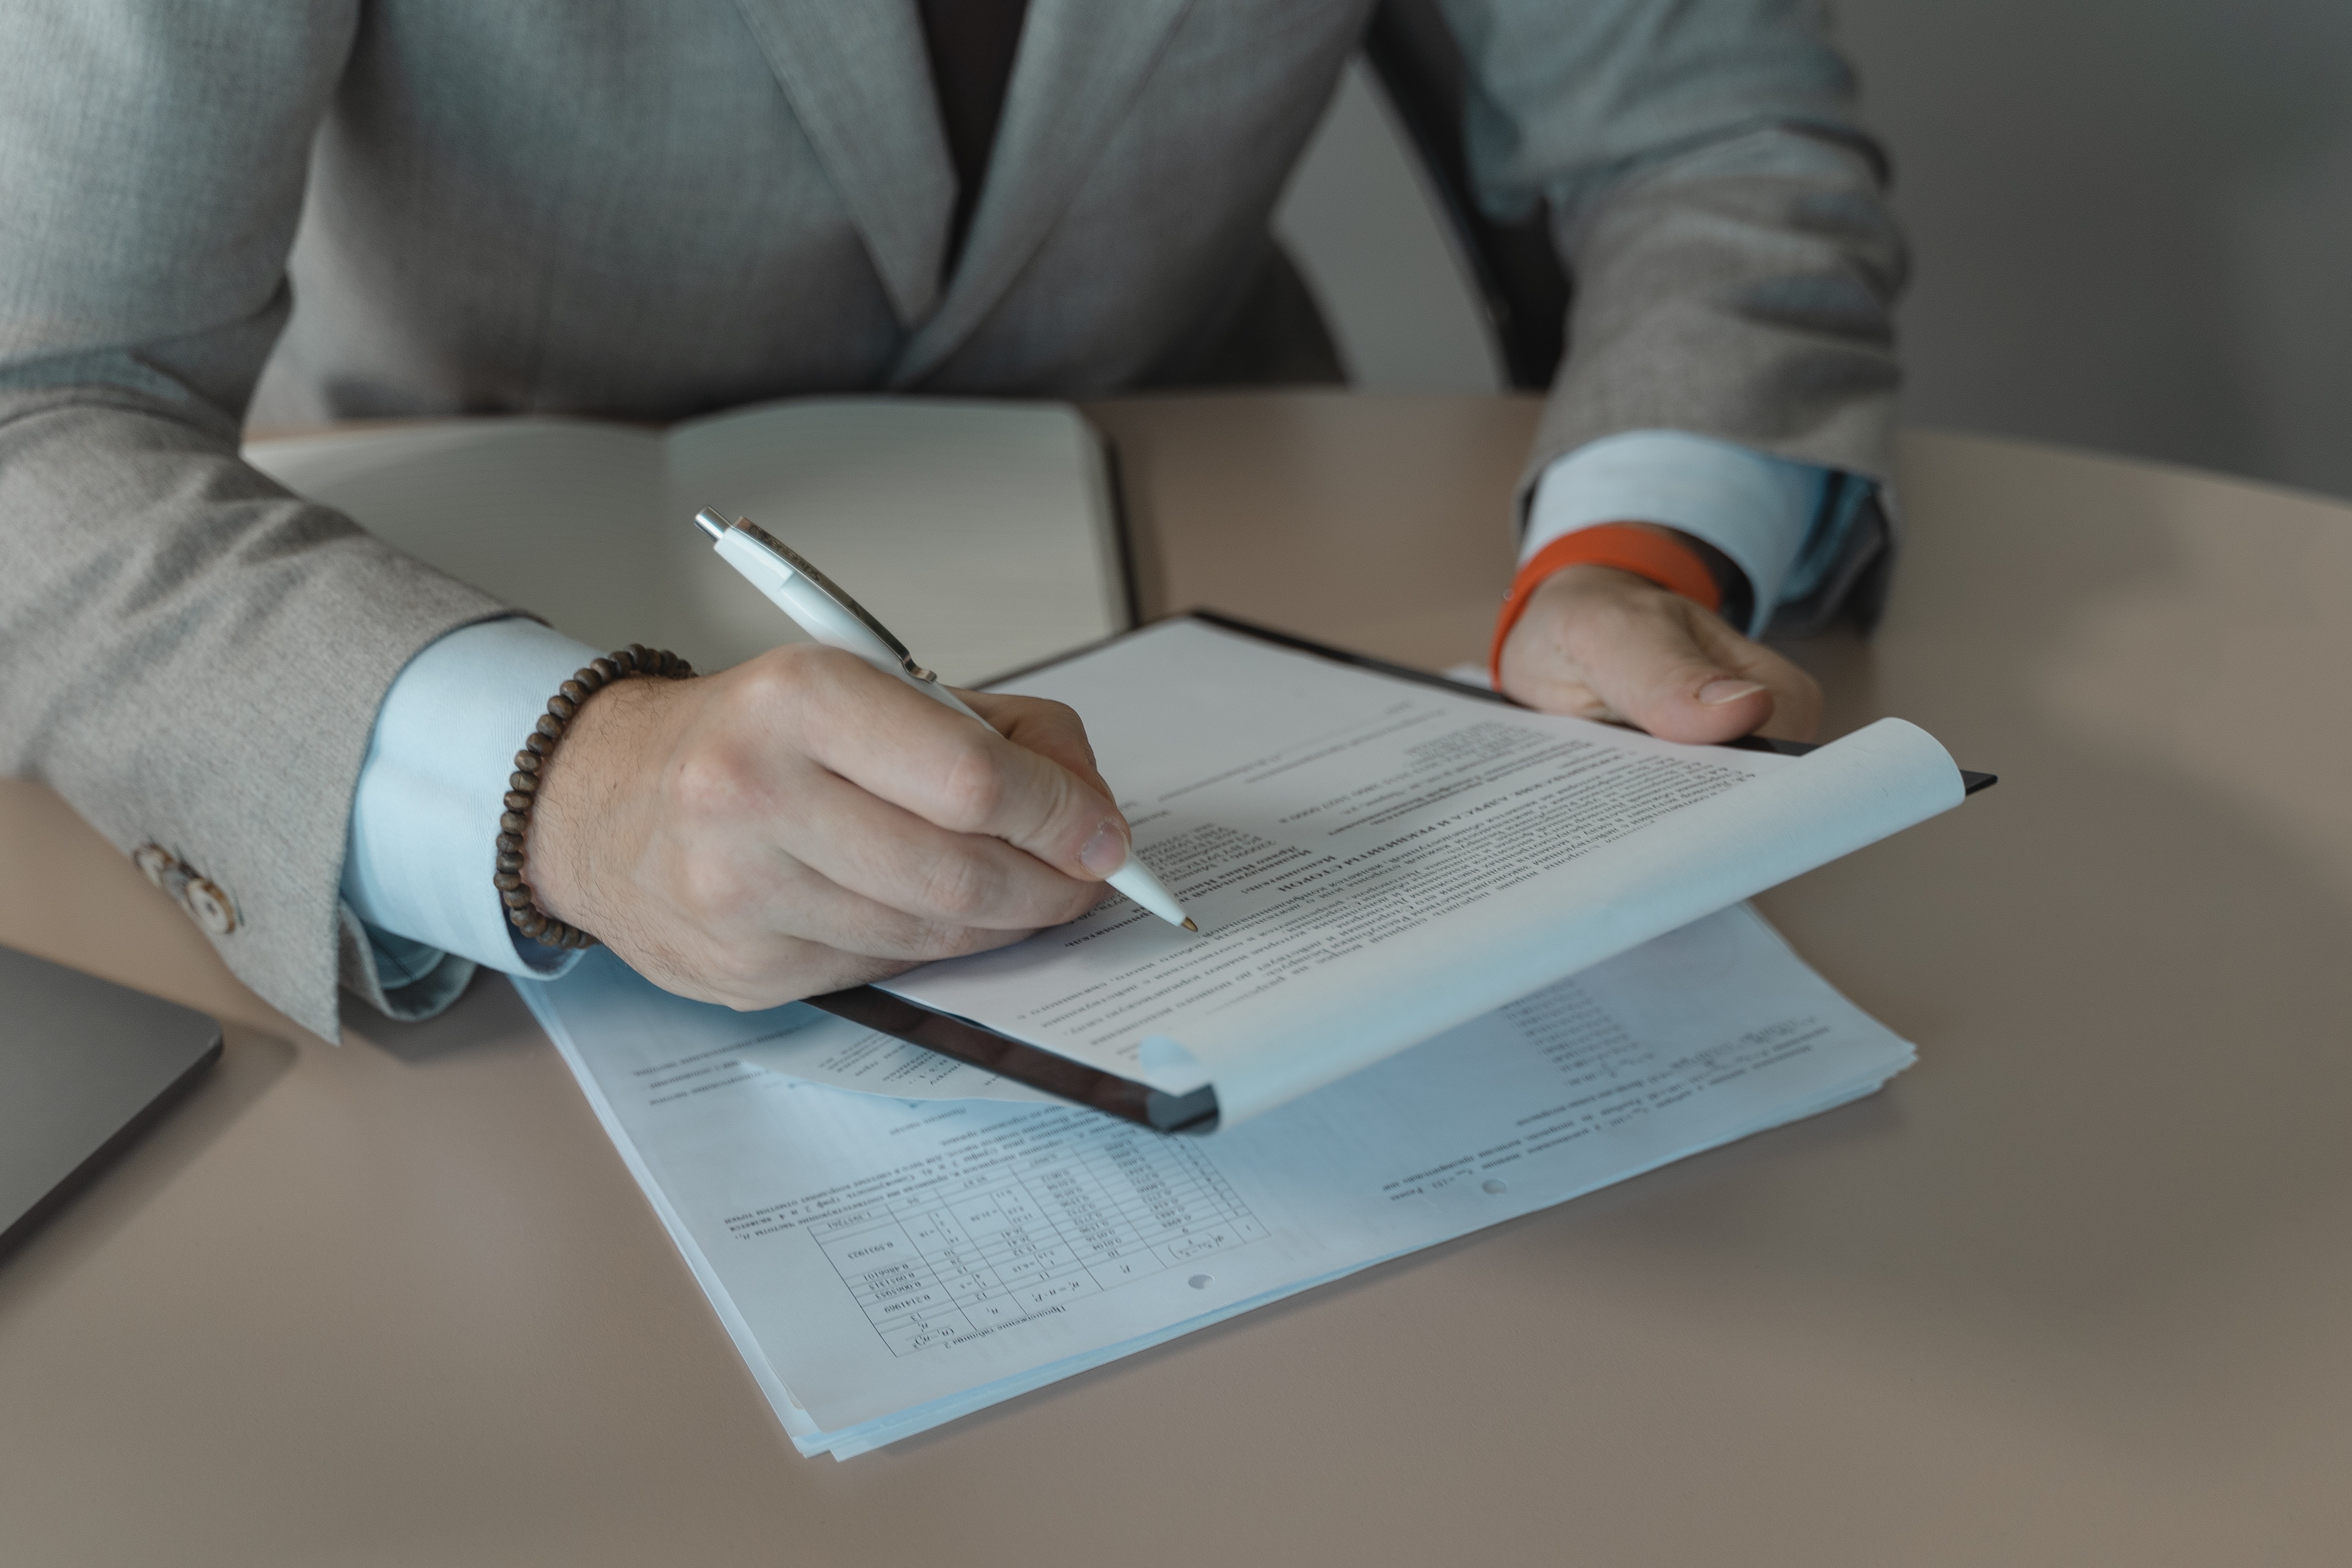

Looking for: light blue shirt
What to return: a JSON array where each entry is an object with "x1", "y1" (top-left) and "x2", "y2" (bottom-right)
[
  {"x1": 341, "y1": 433, "x2": 1861, "y2": 979},
  {"x1": 1522, "y1": 430, "x2": 1859, "y2": 637},
  {"x1": 342, "y1": 616, "x2": 604, "y2": 984}
]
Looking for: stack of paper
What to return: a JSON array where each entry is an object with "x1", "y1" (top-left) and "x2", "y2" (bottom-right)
[{"x1": 517, "y1": 903, "x2": 1914, "y2": 1458}]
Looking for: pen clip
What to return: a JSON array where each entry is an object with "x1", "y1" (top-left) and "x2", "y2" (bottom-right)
[{"x1": 716, "y1": 513, "x2": 941, "y2": 684}]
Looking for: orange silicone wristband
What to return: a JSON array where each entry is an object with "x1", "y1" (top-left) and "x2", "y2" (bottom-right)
[{"x1": 1488, "y1": 523, "x2": 1723, "y2": 686}]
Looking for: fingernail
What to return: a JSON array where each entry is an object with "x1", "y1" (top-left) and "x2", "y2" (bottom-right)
[
  {"x1": 1079, "y1": 820, "x2": 1129, "y2": 877},
  {"x1": 1697, "y1": 679, "x2": 1768, "y2": 706}
]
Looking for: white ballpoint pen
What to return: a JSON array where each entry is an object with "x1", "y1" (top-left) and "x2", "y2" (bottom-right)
[{"x1": 690, "y1": 508, "x2": 1198, "y2": 933}]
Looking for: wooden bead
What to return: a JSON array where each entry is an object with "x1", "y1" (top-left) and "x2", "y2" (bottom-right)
[
  {"x1": 508, "y1": 771, "x2": 537, "y2": 794},
  {"x1": 559, "y1": 679, "x2": 589, "y2": 704},
  {"x1": 496, "y1": 851, "x2": 525, "y2": 872},
  {"x1": 492, "y1": 871, "x2": 523, "y2": 892},
  {"x1": 516, "y1": 909, "x2": 549, "y2": 937},
  {"x1": 503, "y1": 790, "x2": 532, "y2": 812},
  {"x1": 590, "y1": 657, "x2": 620, "y2": 682},
  {"x1": 499, "y1": 809, "x2": 528, "y2": 834},
  {"x1": 525, "y1": 731, "x2": 553, "y2": 756},
  {"x1": 500, "y1": 886, "x2": 534, "y2": 909},
  {"x1": 496, "y1": 832, "x2": 523, "y2": 855},
  {"x1": 534, "y1": 714, "x2": 564, "y2": 741}
]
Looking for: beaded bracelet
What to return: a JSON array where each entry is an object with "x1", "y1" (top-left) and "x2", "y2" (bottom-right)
[{"x1": 495, "y1": 643, "x2": 693, "y2": 949}]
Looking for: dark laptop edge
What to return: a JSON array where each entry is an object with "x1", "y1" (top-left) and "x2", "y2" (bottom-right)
[{"x1": 0, "y1": 1030, "x2": 222, "y2": 1261}]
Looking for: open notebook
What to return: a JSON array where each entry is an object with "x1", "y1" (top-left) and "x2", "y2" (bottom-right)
[{"x1": 243, "y1": 396, "x2": 1131, "y2": 681}]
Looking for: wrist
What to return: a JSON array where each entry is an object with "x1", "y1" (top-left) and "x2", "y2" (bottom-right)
[
  {"x1": 524, "y1": 676, "x2": 659, "y2": 926},
  {"x1": 502, "y1": 646, "x2": 694, "y2": 948},
  {"x1": 1616, "y1": 522, "x2": 1750, "y2": 625},
  {"x1": 1491, "y1": 523, "x2": 1738, "y2": 685}
]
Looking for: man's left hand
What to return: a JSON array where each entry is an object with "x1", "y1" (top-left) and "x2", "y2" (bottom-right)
[{"x1": 1497, "y1": 562, "x2": 1822, "y2": 744}]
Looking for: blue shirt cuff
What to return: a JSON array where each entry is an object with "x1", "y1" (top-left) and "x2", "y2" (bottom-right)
[
  {"x1": 1525, "y1": 431, "x2": 1833, "y2": 637},
  {"x1": 341, "y1": 617, "x2": 605, "y2": 980}
]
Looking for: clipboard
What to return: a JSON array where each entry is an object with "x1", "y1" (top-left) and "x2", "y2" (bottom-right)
[{"x1": 806, "y1": 612, "x2": 1997, "y2": 1133}]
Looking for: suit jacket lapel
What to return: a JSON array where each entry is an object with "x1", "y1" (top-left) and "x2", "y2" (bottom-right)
[
  {"x1": 890, "y1": 0, "x2": 1197, "y2": 386},
  {"x1": 729, "y1": 0, "x2": 956, "y2": 326}
]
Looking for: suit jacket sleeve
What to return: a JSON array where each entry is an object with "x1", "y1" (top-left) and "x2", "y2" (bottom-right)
[
  {"x1": 0, "y1": 0, "x2": 510, "y2": 1039},
  {"x1": 1445, "y1": 0, "x2": 1906, "y2": 539}
]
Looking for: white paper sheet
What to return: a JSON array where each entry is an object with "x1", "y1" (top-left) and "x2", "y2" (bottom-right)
[
  {"x1": 885, "y1": 619, "x2": 1963, "y2": 1123},
  {"x1": 517, "y1": 904, "x2": 1915, "y2": 1458}
]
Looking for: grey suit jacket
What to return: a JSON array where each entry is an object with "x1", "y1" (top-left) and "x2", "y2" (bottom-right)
[{"x1": 0, "y1": 0, "x2": 1902, "y2": 1041}]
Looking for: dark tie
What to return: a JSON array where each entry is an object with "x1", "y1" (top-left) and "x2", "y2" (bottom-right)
[{"x1": 916, "y1": 0, "x2": 1031, "y2": 280}]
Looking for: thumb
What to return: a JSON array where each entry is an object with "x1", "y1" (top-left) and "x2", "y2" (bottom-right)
[{"x1": 1565, "y1": 592, "x2": 1816, "y2": 745}]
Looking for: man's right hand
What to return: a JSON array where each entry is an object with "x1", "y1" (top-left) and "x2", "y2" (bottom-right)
[{"x1": 523, "y1": 645, "x2": 1134, "y2": 1010}]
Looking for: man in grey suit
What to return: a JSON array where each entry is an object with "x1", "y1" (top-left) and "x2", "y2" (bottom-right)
[{"x1": 0, "y1": 0, "x2": 1902, "y2": 1041}]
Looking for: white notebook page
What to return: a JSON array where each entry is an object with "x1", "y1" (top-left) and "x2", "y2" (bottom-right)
[{"x1": 244, "y1": 396, "x2": 1125, "y2": 681}]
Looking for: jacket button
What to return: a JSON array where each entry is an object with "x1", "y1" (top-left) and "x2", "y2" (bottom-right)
[
  {"x1": 184, "y1": 876, "x2": 239, "y2": 936},
  {"x1": 132, "y1": 843, "x2": 180, "y2": 888}
]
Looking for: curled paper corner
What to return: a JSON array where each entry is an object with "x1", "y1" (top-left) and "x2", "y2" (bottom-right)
[{"x1": 1136, "y1": 1035, "x2": 1212, "y2": 1096}]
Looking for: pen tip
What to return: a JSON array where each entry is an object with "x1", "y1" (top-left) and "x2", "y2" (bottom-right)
[{"x1": 1182, "y1": 918, "x2": 1199, "y2": 933}]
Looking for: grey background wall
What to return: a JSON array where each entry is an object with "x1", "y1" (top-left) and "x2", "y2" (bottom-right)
[{"x1": 1274, "y1": 2, "x2": 2352, "y2": 501}]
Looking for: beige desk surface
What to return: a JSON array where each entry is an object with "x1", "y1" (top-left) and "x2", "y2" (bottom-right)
[{"x1": 6, "y1": 393, "x2": 2350, "y2": 1566}]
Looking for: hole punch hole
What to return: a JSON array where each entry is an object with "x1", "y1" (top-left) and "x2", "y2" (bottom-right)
[
  {"x1": 1188, "y1": 1274, "x2": 1212, "y2": 1290},
  {"x1": 1482, "y1": 1179, "x2": 1508, "y2": 1194}
]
